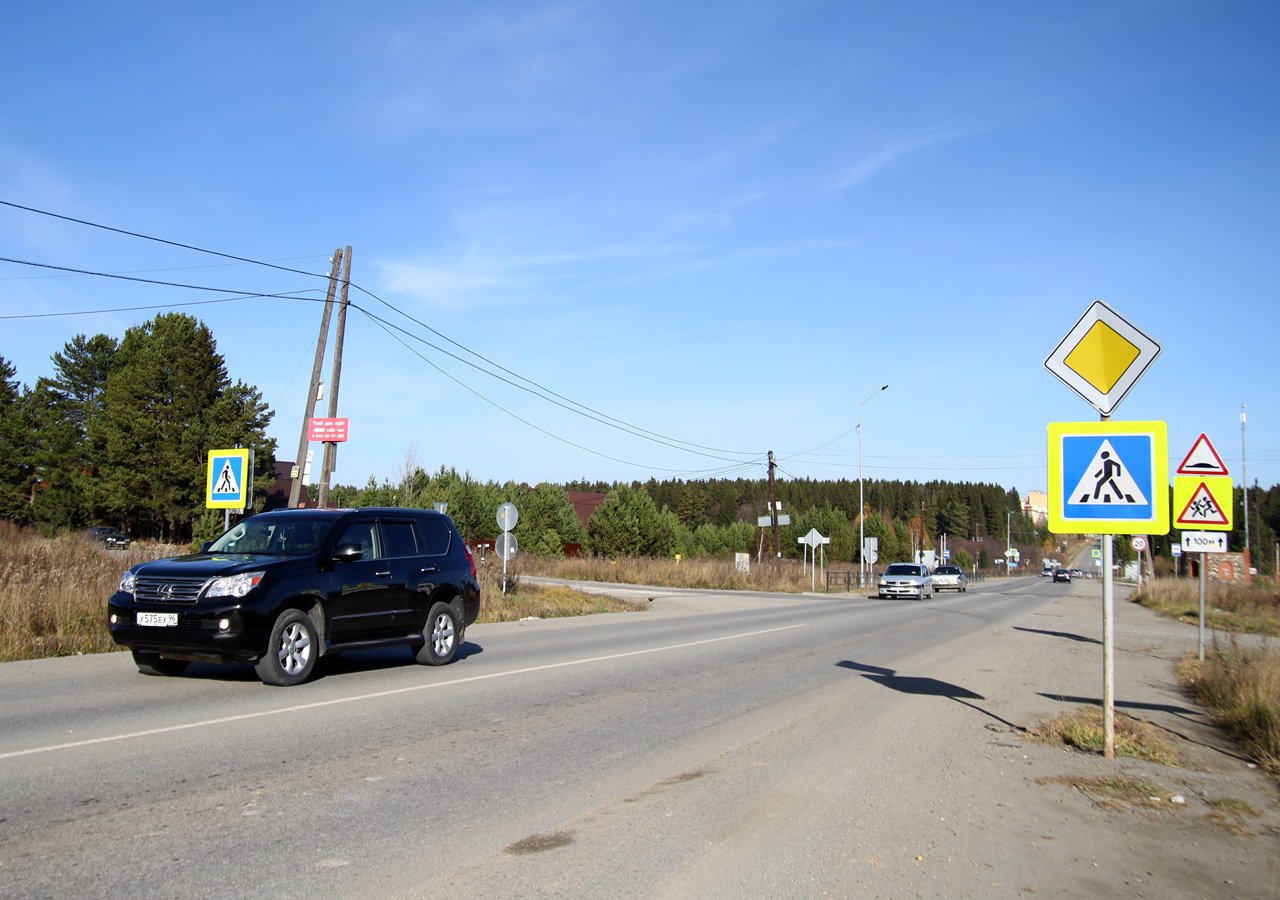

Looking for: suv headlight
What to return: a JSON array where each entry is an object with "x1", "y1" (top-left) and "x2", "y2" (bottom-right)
[
  {"x1": 205, "y1": 571, "x2": 265, "y2": 598},
  {"x1": 119, "y1": 571, "x2": 137, "y2": 594}
]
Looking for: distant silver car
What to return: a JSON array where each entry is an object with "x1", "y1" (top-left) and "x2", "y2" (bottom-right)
[
  {"x1": 932, "y1": 565, "x2": 968, "y2": 592},
  {"x1": 877, "y1": 563, "x2": 934, "y2": 600}
]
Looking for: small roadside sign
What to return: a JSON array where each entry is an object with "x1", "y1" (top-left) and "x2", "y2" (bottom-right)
[
  {"x1": 1182, "y1": 531, "x2": 1228, "y2": 554},
  {"x1": 307, "y1": 417, "x2": 349, "y2": 442},
  {"x1": 1044, "y1": 301, "x2": 1161, "y2": 417},
  {"x1": 1131, "y1": 536, "x2": 1147, "y2": 552},
  {"x1": 206, "y1": 449, "x2": 251, "y2": 509}
]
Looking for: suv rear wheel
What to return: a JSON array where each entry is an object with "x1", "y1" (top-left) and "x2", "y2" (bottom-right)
[
  {"x1": 415, "y1": 601, "x2": 460, "y2": 666},
  {"x1": 255, "y1": 609, "x2": 318, "y2": 686}
]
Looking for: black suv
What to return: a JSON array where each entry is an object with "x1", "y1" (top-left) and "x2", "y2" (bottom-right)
[{"x1": 108, "y1": 508, "x2": 480, "y2": 686}]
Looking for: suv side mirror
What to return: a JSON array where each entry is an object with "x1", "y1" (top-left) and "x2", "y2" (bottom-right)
[{"x1": 333, "y1": 543, "x2": 364, "y2": 562}]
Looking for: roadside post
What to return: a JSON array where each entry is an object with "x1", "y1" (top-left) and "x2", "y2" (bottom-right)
[
  {"x1": 496, "y1": 502, "x2": 519, "y2": 596},
  {"x1": 800, "y1": 529, "x2": 831, "y2": 592},
  {"x1": 1172, "y1": 433, "x2": 1234, "y2": 660},
  {"x1": 1044, "y1": 300, "x2": 1166, "y2": 759},
  {"x1": 1131, "y1": 536, "x2": 1147, "y2": 595}
]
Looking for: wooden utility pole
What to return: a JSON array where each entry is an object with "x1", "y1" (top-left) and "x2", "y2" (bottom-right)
[
  {"x1": 317, "y1": 246, "x2": 352, "y2": 509},
  {"x1": 767, "y1": 450, "x2": 780, "y2": 558},
  {"x1": 288, "y1": 248, "x2": 344, "y2": 508}
]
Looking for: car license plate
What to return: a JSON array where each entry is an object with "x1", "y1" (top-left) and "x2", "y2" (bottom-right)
[{"x1": 137, "y1": 612, "x2": 178, "y2": 627}]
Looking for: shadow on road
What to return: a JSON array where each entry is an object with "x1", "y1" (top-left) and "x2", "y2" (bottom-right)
[
  {"x1": 838, "y1": 660, "x2": 1026, "y2": 732},
  {"x1": 1013, "y1": 626, "x2": 1102, "y2": 645}
]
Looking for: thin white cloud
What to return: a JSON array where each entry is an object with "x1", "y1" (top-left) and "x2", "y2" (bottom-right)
[{"x1": 829, "y1": 124, "x2": 973, "y2": 191}]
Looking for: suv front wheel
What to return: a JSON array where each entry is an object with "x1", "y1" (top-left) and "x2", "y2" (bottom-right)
[{"x1": 255, "y1": 609, "x2": 318, "y2": 686}]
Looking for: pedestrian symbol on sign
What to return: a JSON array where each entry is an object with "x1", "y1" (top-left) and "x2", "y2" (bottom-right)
[
  {"x1": 215, "y1": 461, "x2": 240, "y2": 496},
  {"x1": 1068, "y1": 440, "x2": 1146, "y2": 506}
]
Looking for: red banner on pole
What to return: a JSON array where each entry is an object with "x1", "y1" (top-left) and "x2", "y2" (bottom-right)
[{"x1": 308, "y1": 417, "x2": 349, "y2": 442}]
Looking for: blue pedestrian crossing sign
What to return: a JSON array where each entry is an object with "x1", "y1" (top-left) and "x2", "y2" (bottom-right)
[
  {"x1": 206, "y1": 449, "x2": 251, "y2": 509},
  {"x1": 1047, "y1": 421, "x2": 1168, "y2": 535}
]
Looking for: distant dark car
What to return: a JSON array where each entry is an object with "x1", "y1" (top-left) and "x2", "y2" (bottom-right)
[
  {"x1": 931, "y1": 565, "x2": 968, "y2": 592},
  {"x1": 1053, "y1": 567, "x2": 1072, "y2": 583},
  {"x1": 108, "y1": 507, "x2": 480, "y2": 686},
  {"x1": 88, "y1": 525, "x2": 131, "y2": 549}
]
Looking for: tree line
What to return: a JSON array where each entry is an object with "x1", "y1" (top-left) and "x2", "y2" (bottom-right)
[{"x1": 3, "y1": 313, "x2": 1276, "y2": 571}]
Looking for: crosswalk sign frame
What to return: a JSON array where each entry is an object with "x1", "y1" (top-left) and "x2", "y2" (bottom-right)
[
  {"x1": 206, "y1": 449, "x2": 251, "y2": 509},
  {"x1": 1047, "y1": 420, "x2": 1168, "y2": 535}
]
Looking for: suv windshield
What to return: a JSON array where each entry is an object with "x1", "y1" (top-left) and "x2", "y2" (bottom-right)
[
  {"x1": 207, "y1": 516, "x2": 332, "y2": 556},
  {"x1": 884, "y1": 564, "x2": 921, "y2": 576}
]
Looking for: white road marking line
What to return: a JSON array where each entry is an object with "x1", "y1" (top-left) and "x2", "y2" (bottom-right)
[{"x1": 0, "y1": 623, "x2": 806, "y2": 760}]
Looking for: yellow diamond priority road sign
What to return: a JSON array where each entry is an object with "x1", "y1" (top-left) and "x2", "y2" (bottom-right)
[{"x1": 1045, "y1": 301, "x2": 1161, "y2": 417}]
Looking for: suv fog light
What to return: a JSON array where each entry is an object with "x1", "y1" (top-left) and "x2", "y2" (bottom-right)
[
  {"x1": 218, "y1": 618, "x2": 231, "y2": 632},
  {"x1": 109, "y1": 613, "x2": 118, "y2": 625}
]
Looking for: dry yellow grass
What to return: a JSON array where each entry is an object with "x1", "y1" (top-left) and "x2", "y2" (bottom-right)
[
  {"x1": 1136, "y1": 576, "x2": 1280, "y2": 636},
  {"x1": 0, "y1": 523, "x2": 185, "y2": 660},
  {"x1": 1031, "y1": 705, "x2": 1182, "y2": 766}
]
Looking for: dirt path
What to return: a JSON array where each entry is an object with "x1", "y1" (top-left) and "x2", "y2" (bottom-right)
[{"x1": 854, "y1": 581, "x2": 1280, "y2": 898}]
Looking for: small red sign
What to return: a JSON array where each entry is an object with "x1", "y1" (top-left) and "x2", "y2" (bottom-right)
[{"x1": 308, "y1": 417, "x2": 349, "y2": 442}]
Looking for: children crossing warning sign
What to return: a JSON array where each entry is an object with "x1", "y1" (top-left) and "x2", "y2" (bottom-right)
[
  {"x1": 1047, "y1": 420, "x2": 1169, "y2": 535},
  {"x1": 1173, "y1": 475, "x2": 1233, "y2": 530}
]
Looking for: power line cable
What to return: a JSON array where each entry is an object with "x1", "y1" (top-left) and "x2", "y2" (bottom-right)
[{"x1": 1, "y1": 199, "x2": 766, "y2": 457}]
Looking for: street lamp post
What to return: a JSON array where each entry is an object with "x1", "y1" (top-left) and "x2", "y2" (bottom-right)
[
  {"x1": 1007, "y1": 510, "x2": 1013, "y2": 577},
  {"x1": 858, "y1": 384, "x2": 890, "y2": 588}
]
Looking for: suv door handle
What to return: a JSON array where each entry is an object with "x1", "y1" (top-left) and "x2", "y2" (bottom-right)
[
  {"x1": 419, "y1": 566, "x2": 438, "y2": 575},
  {"x1": 375, "y1": 569, "x2": 392, "y2": 578}
]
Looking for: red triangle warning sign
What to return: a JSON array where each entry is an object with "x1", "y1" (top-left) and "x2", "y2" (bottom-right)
[
  {"x1": 1177, "y1": 433, "x2": 1228, "y2": 476},
  {"x1": 1175, "y1": 481, "x2": 1230, "y2": 526}
]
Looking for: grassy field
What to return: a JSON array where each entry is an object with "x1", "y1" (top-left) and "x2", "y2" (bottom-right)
[
  {"x1": 1137, "y1": 577, "x2": 1280, "y2": 775},
  {"x1": 1135, "y1": 576, "x2": 1280, "y2": 637}
]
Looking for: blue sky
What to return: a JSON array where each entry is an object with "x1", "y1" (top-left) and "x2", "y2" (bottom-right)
[{"x1": 2, "y1": 1, "x2": 1278, "y2": 497}]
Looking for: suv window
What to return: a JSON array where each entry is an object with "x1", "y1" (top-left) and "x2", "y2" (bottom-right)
[
  {"x1": 336, "y1": 522, "x2": 380, "y2": 559},
  {"x1": 419, "y1": 518, "x2": 452, "y2": 556},
  {"x1": 380, "y1": 521, "x2": 419, "y2": 558}
]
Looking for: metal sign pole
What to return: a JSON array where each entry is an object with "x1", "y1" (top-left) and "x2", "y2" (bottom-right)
[
  {"x1": 1198, "y1": 552, "x2": 1207, "y2": 661},
  {"x1": 1102, "y1": 533, "x2": 1115, "y2": 759}
]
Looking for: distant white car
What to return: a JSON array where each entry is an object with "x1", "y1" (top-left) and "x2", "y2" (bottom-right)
[
  {"x1": 932, "y1": 565, "x2": 968, "y2": 592},
  {"x1": 877, "y1": 563, "x2": 934, "y2": 600}
]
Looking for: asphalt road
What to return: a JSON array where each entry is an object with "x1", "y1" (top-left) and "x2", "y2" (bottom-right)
[{"x1": 0, "y1": 576, "x2": 1066, "y2": 898}]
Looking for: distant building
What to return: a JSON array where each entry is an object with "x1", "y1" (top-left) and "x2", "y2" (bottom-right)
[
  {"x1": 1024, "y1": 490, "x2": 1048, "y2": 526},
  {"x1": 264, "y1": 461, "x2": 312, "y2": 510}
]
